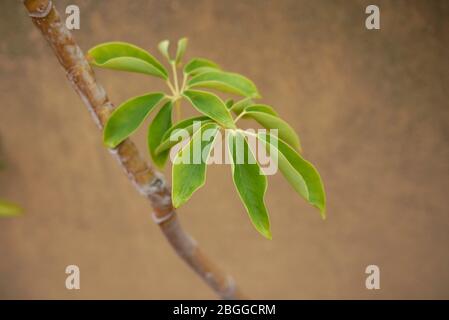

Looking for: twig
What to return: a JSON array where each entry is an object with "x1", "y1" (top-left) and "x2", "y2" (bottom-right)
[{"x1": 22, "y1": 0, "x2": 244, "y2": 300}]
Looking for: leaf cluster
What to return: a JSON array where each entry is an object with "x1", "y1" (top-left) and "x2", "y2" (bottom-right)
[{"x1": 88, "y1": 38, "x2": 326, "y2": 238}]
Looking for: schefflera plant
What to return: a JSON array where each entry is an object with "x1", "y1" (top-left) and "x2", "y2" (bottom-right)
[{"x1": 87, "y1": 38, "x2": 326, "y2": 239}]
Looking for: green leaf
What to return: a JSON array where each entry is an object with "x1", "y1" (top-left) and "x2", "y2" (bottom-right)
[
  {"x1": 158, "y1": 40, "x2": 171, "y2": 61},
  {"x1": 244, "y1": 111, "x2": 301, "y2": 151},
  {"x1": 188, "y1": 71, "x2": 260, "y2": 98},
  {"x1": 172, "y1": 123, "x2": 220, "y2": 208},
  {"x1": 0, "y1": 200, "x2": 22, "y2": 217},
  {"x1": 230, "y1": 97, "x2": 253, "y2": 115},
  {"x1": 148, "y1": 101, "x2": 173, "y2": 168},
  {"x1": 225, "y1": 99, "x2": 234, "y2": 109},
  {"x1": 88, "y1": 42, "x2": 168, "y2": 79},
  {"x1": 175, "y1": 38, "x2": 188, "y2": 65},
  {"x1": 156, "y1": 116, "x2": 211, "y2": 155},
  {"x1": 104, "y1": 92, "x2": 165, "y2": 148},
  {"x1": 183, "y1": 90, "x2": 236, "y2": 129},
  {"x1": 258, "y1": 133, "x2": 326, "y2": 218},
  {"x1": 244, "y1": 104, "x2": 279, "y2": 117},
  {"x1": 184, "y1": 58, "x2": 220, "y2": 76},
  {"x1": 227, "y1": 131, "x2": 271, "y2": 239}
]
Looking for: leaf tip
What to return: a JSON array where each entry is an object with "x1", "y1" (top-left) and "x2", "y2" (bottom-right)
[
  {"x1": 175, "y1": 37, "x2": 188, "y2": 65},
  {"x1": 320, "y1": 209, "x2": 326, "y2": 220},
  {"x1": 264, "y1": 231, "x2": 273, "y2": 240},
  {"x1": 314, "y1": 203, "x2": 326, "y2": 220},
  {"x1": 158, "y1": 40, "x2": 170, "y2": 58},
  {"x1": 253, "y1": 92, "x2": 262, "y2": 99},
  {"x1": 256, "y1": 222, "x2": 272, "y2": 240}
]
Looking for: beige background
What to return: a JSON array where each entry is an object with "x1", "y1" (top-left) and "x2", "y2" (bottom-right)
[{"x1": 0, "y1": 0, "x2": 448, "y2": 299}]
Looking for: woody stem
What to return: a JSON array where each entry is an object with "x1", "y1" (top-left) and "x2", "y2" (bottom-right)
[{"x1": 22, "y1": 0, "x2": 245, "y2": 300}]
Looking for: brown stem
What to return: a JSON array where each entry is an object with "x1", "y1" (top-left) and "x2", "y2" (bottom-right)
[{"x1": 22, "y1": 0, "x2": 244, "y2": 300}]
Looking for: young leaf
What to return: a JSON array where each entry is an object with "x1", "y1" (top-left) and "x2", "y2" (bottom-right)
[
  {"x1": 158, "y1": 40, "x2": 171, "y2": 61},
  {"x1": 172, "y1": 123, "x2": 220, "y2": 208},
  {"x1": 244, "y1": 111, "x2": 301, "y2": 151},
  {"x1": 88, "y1": 42, "x2": 168, "y2": 79},
  {"x1": 184, "y1": 58, "x2": 220, "y2": 76},
  {"x1": 156, "y1": 116, "x2": 211, "y2": 155},
  {"x1": 175, "y1": 38, "x2": 188, "y2": 65},
  {"x1": 244, "y1": 104, "x2": 279, "y2": 117},
  {"x1": 0, "y1": 200, "x2": 22, "y2": 217},
  {"x1": 188, "y1": 71, "x2": 260, "y2": 98},
  {"x1": 104, "y1": 92, "x2": 165, "y2": 148},
  {"x1": 230, "y1": 97, "x2": 253, "y2": 115},
  {"x1": 183, "y1": 90, "x2": 236, "y2": 129},
  {"x1": 225, "y1": 99, "x2": 234, "y2": 109},
  {"x1": 228, "y1": 131, "x2": 271, "y2": 239},
  {"x1": 148, "y1": 101, "x2": 173, "y2": 168},
  {"x1": 258, "y1": 133, "x2": 326, "y2": 217}
]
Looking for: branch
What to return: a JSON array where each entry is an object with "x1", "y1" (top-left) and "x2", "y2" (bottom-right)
[{"x1": 22, "y1": 0, "x2": 244, "y2": 300}]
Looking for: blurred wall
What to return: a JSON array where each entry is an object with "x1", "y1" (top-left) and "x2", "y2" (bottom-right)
[{"x1": 0, "y1": 0, "x2": 448, "y2": 299}]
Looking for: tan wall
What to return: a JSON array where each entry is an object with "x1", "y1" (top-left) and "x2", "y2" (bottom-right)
[{"x1": 0, "y1": 0, "x2": 448, "y2": 299}]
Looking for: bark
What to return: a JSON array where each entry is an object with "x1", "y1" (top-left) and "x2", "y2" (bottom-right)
[{"x1": 22, "y1": 0, "x2": 244, "y2": 300}]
